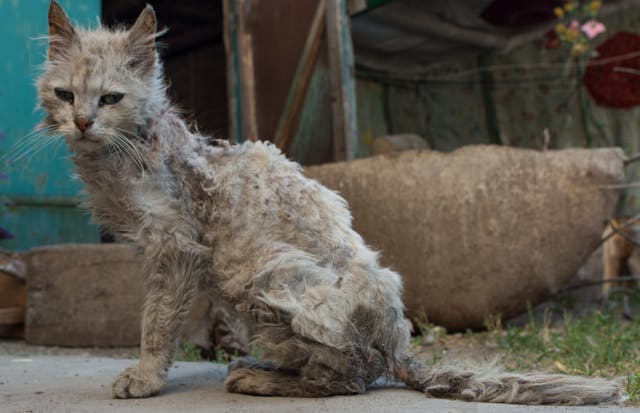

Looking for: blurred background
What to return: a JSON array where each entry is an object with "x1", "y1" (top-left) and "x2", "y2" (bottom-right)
[{"x1": 2, "y1": 0, "x2": 640, "y2": 250}]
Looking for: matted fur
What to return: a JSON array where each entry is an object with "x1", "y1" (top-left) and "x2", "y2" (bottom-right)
[{"x1": 36, "y1": 1, "x2": 625, "y2": 405}]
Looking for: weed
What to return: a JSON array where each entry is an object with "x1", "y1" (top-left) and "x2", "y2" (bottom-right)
[
  {"x1": 411, "y1": 320, "x2": 446, "y2": 346},
  {"x1": 628, "y1": 372, "x2": 640, "y2": 402},
  {"x1": 490, "y1": 304, "x2": 640, "y2": 403},
  {"x1": 214, "y1": 347, "x2": 233, "y2": 364},
  {"x1": 178, "y1": 341, "x2": 204, "y2": 362},
  {"x1": 411, "y1": 296, "x2": 640, "y2": 404}
]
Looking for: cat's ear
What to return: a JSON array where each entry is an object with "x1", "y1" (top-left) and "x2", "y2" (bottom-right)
[
  {"x1": 127, "y1": 4, "x2": 157, "y2": 73},
  {"x1": 48, "y1": 0, "x2": 79, "y2": 60}
]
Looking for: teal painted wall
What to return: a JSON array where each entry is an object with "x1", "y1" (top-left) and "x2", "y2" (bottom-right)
[{"x1": 0, "y1": 0, "x2": 102, "y2": 251}]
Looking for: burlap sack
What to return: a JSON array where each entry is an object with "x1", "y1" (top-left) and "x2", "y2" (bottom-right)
[{"x1": 305, "y1": 146, "x2": 624, "y2": 330}]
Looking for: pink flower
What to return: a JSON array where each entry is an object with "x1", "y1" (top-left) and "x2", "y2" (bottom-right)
[
  {"x1": 569, "y1": 20, "x2": 580, "y2": 31},
  {"x1": 582, "y1": 20, "x2": 606, "y2": 39}
]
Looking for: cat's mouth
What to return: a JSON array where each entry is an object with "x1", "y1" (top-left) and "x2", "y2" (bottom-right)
[
  {"x1": 69, "y1": 132, "x2": 103, "y2": 152},
  {"x1": 78, "y1": 132, "x2": 94, "y2": 141}
]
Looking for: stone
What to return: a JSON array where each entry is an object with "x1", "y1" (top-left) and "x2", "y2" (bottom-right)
[
  {"x1": 305, "y1": 145, "x2": 624, "y2": 330},
  {"x1": 25, "y1": 243, "x2": 143, "y2": 346},
  {"x1": 25, "y1": 243, "x2": 248, "y2": 352}
]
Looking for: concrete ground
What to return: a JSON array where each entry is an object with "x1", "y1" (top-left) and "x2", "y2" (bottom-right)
[{"x1": 0, "y1": 342, "x2": 637, "y2": 413}]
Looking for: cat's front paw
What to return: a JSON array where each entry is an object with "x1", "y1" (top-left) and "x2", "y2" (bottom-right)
[{"x1": 112, "y1": 365, "x2": 164, "y2": 399}]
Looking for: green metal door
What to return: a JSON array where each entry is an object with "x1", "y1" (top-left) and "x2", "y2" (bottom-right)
[{"x1": 0, "y1": 0, "x2": 102, "y2": 251}]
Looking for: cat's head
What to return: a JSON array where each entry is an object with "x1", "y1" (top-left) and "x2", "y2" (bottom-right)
[{"x1": 38, "y1": 1, "x2": 165, "y2": 154}]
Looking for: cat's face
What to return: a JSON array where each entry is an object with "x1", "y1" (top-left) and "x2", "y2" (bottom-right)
[{"x1": 38, "y1": 1, "x2": 159, "y2": 154}]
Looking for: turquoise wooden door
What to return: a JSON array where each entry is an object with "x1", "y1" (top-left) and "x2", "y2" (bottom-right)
[{"x1": 0, "y1": 0, "x2": 102, "y2": 251}]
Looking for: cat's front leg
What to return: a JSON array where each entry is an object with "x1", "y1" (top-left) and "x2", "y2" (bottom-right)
[{"x1": 113, "y1": 252, "x2": 202, "y2": 398}]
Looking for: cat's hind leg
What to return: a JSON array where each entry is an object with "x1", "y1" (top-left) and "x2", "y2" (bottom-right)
[
  {"x1": 113, "y1": 251, "x2": 203, "y2": 399},
  {"x1": 227, "y1": 247, "x2": 393, "y2": 397},
  {"x1": 225, "y1": 337, "x2": 384, "y2": 397},
  {"x1": 225, "y1": 359, "x2": 366, "y2": 397}
]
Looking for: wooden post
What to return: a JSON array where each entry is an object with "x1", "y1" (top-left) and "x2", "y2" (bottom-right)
[
  {"x1": 273, "y1": 0, "x2": 327, "y2": 154},
  {"x1": 224, "y1": 0, "x2": 258, "y2": 142},
  {"x1": 0, "y1": 251, "x2": 26, "y2": 339},
  {"x1": 326, "y1": 0, "x2": 358, "y2": 161}
]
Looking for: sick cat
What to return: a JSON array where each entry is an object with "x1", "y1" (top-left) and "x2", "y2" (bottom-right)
[{"x1": 37, "y1": 1, "x2": 624, "y2": 405}]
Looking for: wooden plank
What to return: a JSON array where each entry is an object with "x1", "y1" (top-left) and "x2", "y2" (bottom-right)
[
  {"x1": 288, "y1": 67, "x2": 334, "y2": 165},
  {"x1": 326, "y1": 0, "x2": 358, "y2": 161},
  {"x1": 224, "y1": 0, "x2": 258, "y2": 142},
  {"x1": 0, "y1": 272, "x2": 25, "y2": 309},
  {"x1": 237, "y1": 0, "x2": 259, "y2": 141},
  {"x1": 0, "y1": 251, "x2": 26, "y2": 338},
  {"x1": 223, "y1": 0, "x2": 241, "y2": 141},
  {"x1": 0, "y1": 250, "x2": 26, "y2": 281},
  {"x1": 273, "y1": 0, "x2": 327, "y2": 154},
  {"x1": 249, "y1": 1, "x2": 320, "y2": 143},
  {"x1": 0, "y1": 307, "x2": 24, "y2": 325}
]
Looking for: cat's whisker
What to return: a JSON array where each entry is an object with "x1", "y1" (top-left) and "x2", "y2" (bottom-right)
[
  {"x1": 51, "y1": 137, "x2": 68, "y2": 161},
  {"x1": 10, "y1": 131, "x2": 59, "y2": 158},
  {"x1": 109, "y1": 133, "x2": 146, "y2": 173},
  {"x1": 112, "y1": 133, "x2": 145, "y2": 170},
  {"x1": 112, "y1": 128, "x2": 153, "y2": 174},
  {"x1": 113, "y1": 126, "x2": 146, "y2": 142},
  {"x1": 104, "y1": 136, "x2": 124, "y2": 165},
  {"x1": 108, "y1": 136, "x2": 133, "y2": 168},
  {"x1": 16, "y1": 135, "x2": 62, "y2": 165},
  {"x1": 3, "y1": 128, "x2": 62, "y2": 166},
  {"x1": 2, "y1": 125, "x2": 59, "y2": 153},
  {"x1": 2, "y1": 126, "x2": 59, "y2": 159}
]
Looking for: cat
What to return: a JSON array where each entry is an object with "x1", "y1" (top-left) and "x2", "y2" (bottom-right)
[{"x1": 37, "y1": 1, "x2": 624, "y2": 405}]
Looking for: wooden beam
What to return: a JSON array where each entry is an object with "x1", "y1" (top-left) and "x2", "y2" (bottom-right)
[
  {"x1": 0, "y1": 251, "x2": 26, "y2": 281},
  {"x1": 237, "y1": 0, "x2": 258, "y2": 141},
  {"x1": 326, "y1": 0, "x2": 358, "y2": 161},
  {"x1": 223, "y1": 0, "x2": 258, "y2": 142},
  {"x1": 0, "y1": 307, "x2": 24, "y2": 326},
  {"x1": 273, "y1": 0, "x2": 327, "y2": 154}
]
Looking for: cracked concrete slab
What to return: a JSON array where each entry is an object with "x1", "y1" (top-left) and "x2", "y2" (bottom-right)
[{"x1": 0, "y1": 354, "x2": 636, "y2": 413}]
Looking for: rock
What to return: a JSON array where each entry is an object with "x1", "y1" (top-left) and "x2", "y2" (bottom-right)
[
  {"x1": 25, "y1": 243, "x2": 250, "y2": 352},
  {"x1": 305, "y1": 145, "x2": 624, "y2": 330},
  {"x1": 25, "y1": 244, "x2": 143, "y2": 346}
]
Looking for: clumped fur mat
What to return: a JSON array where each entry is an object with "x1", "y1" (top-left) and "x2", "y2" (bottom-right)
[{"x1": 37, "y1": 0, "x2": 625, "y2": 405}]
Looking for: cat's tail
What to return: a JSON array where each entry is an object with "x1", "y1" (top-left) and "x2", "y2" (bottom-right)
[{"x1": 392, "y1": 354, "x2": 625, "y2": 405}]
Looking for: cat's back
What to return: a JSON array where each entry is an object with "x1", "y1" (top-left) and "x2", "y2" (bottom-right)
[
  {"x1": 206, "y1": 140, "x2": 357, "y2": 252},
  {"x1": 212, "y1": 140, "x2": 348, "y2": 217},
  {"x1": 215, "y1": 140, "x2": 300, "y2": 177}
]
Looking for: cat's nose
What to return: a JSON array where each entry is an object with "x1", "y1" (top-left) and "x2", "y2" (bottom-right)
[{"x1": 74, "y1": 117, "x2": 94, "y2": 132}]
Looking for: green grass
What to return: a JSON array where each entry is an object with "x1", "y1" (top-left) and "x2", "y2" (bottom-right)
[
  {"x1": 176, "y1": 341, "x2": 239, "y2": 364},
  {"x1": 409, "y1": 296, "x2": 640, "y2": 404},
  {"x1": 177, "y1": 341, "x2": 205, "y2": 362},
  {"x1": 411, "y1": 320, "x2": 446, "y2": 347},
  {"x1": 176, "y1": 341, "x2": 263, "y2": 364},
  {"x1": 487, "y1": 302, "x2": 640, "y2": 403}
]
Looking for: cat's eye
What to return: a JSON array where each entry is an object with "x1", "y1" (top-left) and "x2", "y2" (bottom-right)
[
  {"x1": 99, "y1": 93, "x2": 124, "y2": 106},
  {"x1": 54, "y1": 88, "x2": 74, "y2": 104}
]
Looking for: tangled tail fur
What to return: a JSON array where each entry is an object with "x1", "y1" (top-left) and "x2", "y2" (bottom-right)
[{"x1": 393, "y1": 355, "x2": 625, "y2": 405}]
